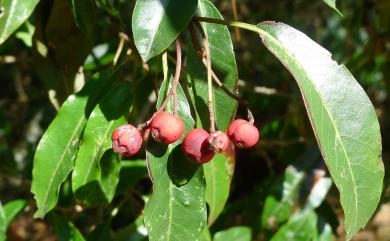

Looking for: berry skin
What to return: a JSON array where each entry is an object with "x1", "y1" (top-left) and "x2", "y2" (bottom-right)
[
  {"x1": 228, "y1": 120, "x2": 259, "y2": 148},
  {"x1": 207, "y1": 131, "x2": 229, "y2": 153},
  {"x1": 112, "y1": 124, "x2": 142, "y2": 157},
  {"x1": 183, "y1": 128, "x2": 215, "y2": 164},
  {"x1": 150, "y1": 112, "x2": 184, "y2": 144},
  {"x1": 227, "y1": 119, "x2": 248, "y2": 137}
]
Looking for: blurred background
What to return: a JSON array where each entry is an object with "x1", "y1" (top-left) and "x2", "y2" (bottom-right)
[{"x1": 0, "y1": 0, "x2": 389, "y2": 240}]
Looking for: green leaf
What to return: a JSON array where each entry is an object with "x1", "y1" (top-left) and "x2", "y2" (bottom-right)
[
  {"x1": 113, "y1": 215, "x2": 148, "y2": 241},
  {"x1": 187, "y1": 0, "x2": 238, "y2": 225},
  {"x1": 270, "y1": 209, "x2": 318, "y2": 241},
  {"x1": 144, "y1": 78, "x2": 207, "y2": 241},
  {"x1": 72, "y1": 82, "x2": 134, "y2": 205},
  {"x1": 261, "y1": 166, "x2": 305, "y2": 230},
  {"x1": 317, "y1": 223, "x2": 334, "y2": 241},
  {"x1": 50, "y1": 213, "x2": 85, "y2": 241},
  {"x1": 257, "y1": 22, "x2": 384, "y2": 239},
  {"x1": 71, "y1": 0, "x2": 97, "y2": 34},
  {"x1": 322, "y1": 0, "x2": 343, "y2": 16},
  {"x1": 3, "y1": 199, "x2": 27, "y2": 227},
  {"x1": 199, "y1": 227, "x2": 211, "y2": 241},
  {"x1": 0, "y1": 202, "x2": 5, "y2": 241},
  {"x1": 214, "y1": 226, "x2": 252, "y2": 241},
  {"x1": 31, "y1": 71, "x2": 114, "y2": 218},
  {"x1": 132, "y1": 0, "x2": 198, "y2": 62},
  {"x1": 0, "y1": 0, "x2": 40, "y2": 44},
  {"x1": 116, "y1": 160, "x2": 148, "y2": 195}
]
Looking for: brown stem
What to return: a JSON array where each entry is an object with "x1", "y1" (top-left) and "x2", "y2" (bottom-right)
[
  {"x1": 195, "y1": 21, "x2": 215, "y2": 132},
  {"x1": 231, "y1": 0, "x2": 241, "y2": 41},
  {"x1": 138, "y1": 39, "x2": 182, "y2": 130},
  {"x1": 172, "y1": 39, "x2": 182, "y2": 115}
]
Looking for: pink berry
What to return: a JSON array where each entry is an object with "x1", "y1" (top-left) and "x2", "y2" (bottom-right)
[
  {"x1": 112, "y1": 124, "x2": 142, "y2": 157},
  {"x1": 228, "y1": 120, "x2": 259, "y2": 148},
  {"x1": 207, "y1": 131, "x2": 229, "y2": 153},
  {"x1": 182, "y1": 128, "x2": 215, "y2": 164},
  {"x1": 150, "y1": 112, "x2": 184, "y2": 144},
  {"x1": 227, "y1": 119, "x2": 248, "y2": 137}
]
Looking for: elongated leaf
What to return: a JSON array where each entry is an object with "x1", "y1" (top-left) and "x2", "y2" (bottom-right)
[
  {"x1": 72, "y1": 82, "x2": 133, "y2": 204},
  {"x1": 200, "y1": 227, "x2": 211, "y2": 241},
  {"x1": 214, "y1": 226, "x2": 252, "y2": 241},
  {"x1": 256, "y1": 21, "x2": 384, "y2": 239},
  {"x1": 31, "y1": 71, "x2": 114, "y2": 218},
  {"x1": 187, "y1": 0, "x2": 238, "y2": 225},
  {"x1": 71, "y1": 0, "x2": 97, "y2": 34},
  {"x1": 50, "y1": 213, "x2": 85, "y2": 241},
  {"x1": 261, "y1": 166, "x2": 305, "y2": 230},
  {"x1": 0, "y1": 0, "x2": 40, "y2": 44},
  {"x1": 322, "y1": 0, "x2": 343, "y2": 16},
  {"x1": 144, "y1": 78, "x2": 207, "y2": 241},
  {"x1": 270, "y1": 209, "x2": 318, "y2": 241},
  {"x1": 0, "y1": 202, "x2": 5, "y2": 241},
  {"x1": 3, "y1": 199, "x2": 27, "y2": 226},
  {"x1": 113, "y1": 215, "x2": 148, "y2": 241},
  {"x1": 132, "y1": 0, "x2": 198, "y2": 62}
]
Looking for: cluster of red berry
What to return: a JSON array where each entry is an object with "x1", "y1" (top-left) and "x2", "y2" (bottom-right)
[{"x1": 111, "y1": 111, "x2": 259, "y2": 164}]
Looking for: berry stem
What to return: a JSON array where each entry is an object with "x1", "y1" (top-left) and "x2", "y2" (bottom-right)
[
  {"x1": 138, "y1": 39, "x2": 183, "y2": 130},
  {"x1": 195, "y1": 21, "x2": 215, "y2": 132}
]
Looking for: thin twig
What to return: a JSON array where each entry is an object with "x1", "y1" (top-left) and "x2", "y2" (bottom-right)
[
  {"x1": 113, "y1": 32, "x2": 129, "y2": 66},
  {"x1": 138, "y1": 39, "x2": 183, "y2": 130},
  {"x1": 172, "y1": 39, "x2": 182, "y2": 115},
  {"x1": 231, "y1": 0, "x2": 241, "y2": 41},
  {"x1": 195, "y1": 21, "x2": 215, "y2": 132}
]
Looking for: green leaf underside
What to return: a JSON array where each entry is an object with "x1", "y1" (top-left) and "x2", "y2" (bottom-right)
[
  {"x1": 270, "y1": 209, "x2": 318, "y2": 241},
  {"x1": 144, "y1": 78, "x2": 206, "y2": 241},
  {"x1": 50, "y1": 213, "x2": 85, "y2": 241},
  {"x1": 322, "y1": 0, "x2": 343, "y2": 16},
  {"x1": 72, "y1": 82, "x2": 133, "y2": 204},
  {"x1": 132, "y1": 0, "x2": 198, "y2": 62},
  {"x1": 257, "y1": 21, "x2": 384, "y2": 238},
  {"x1": 31, "y1": 72, "x2": 114, "y2": 218},
  {"x1": 187, "y1": 0, "x2": 238, "y2": 225},
  {"x1": 261, "y1": 166, "x2": 305, "y2": 230},
  {"x1": 0, "y1": 0, "x2": 40, "y2": 44},
  {"x1": 213, "y1": 226, "x2": 252, "y2": 241},
  {"x1": 3, "y1": 199, "x2": 27, "y2": 227}
]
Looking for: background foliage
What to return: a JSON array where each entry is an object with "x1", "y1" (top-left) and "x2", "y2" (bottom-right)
[{"x1": 0, "y1": 0, "x2": 389, "y2": 240}]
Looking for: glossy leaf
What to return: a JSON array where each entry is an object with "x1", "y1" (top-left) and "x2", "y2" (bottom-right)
[
  {"x1": 261, "y1": 166, "x2": 305, "y2": 230},
  {"x1": 270, "y1": 209, "x2": 318, "y2": 241},
  {"x1": 50, "y1": 213, "x2": 85, "y2": 241},
  {"x1": 200, "y1": 227, "x2": 211, "y2": 241},
  {"x1": 322, "y1": 0, "x2": 343, "y2": 16},
  {"x1": 3, "y1": 199, "x2": 27, "y2": 226},
  {"x1": 257, "y1": 21, "x2": 384, "y2": 238},
  {"x1": 0, "y1": 0, "x2": 40, "y2": 44},
  {"x1": 31, "y1": 71, "x2": 114, "y2": 218},
  {"x1": 72, "y1": 82, "x2": 134, "y2": 204},
  {"x1": 132, "y1": 0, "x2": 198, "y2": 62},
  {"x1": 187, "y1": 0, "x2": 238, "y2": 225},
  {"x1": 144, "y1": 78, "x2": 207, "y2": 241},
  {"x1": 214, "y1": 226, "x2": 252, "y2": 241}
]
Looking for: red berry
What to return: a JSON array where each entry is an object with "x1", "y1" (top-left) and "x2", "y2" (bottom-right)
[
  {"x1": 227, "y1": 119, "x2": 247, "y2": 137},
  {"x1": 112, "y1": 124, "x2": 142, "y2": 157},
  {"x1": 228, "y1": 120, "x2": 259, "y2": 148},
  {"x1": 150, "y1": 112, "x2": 184, "y2": 144},
  {"x1": 207, "y1": 131, "x2": 229, "y2": 153},
  {"x1": 182, "y1": 128, "x2": 215, "y2": 164}
]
